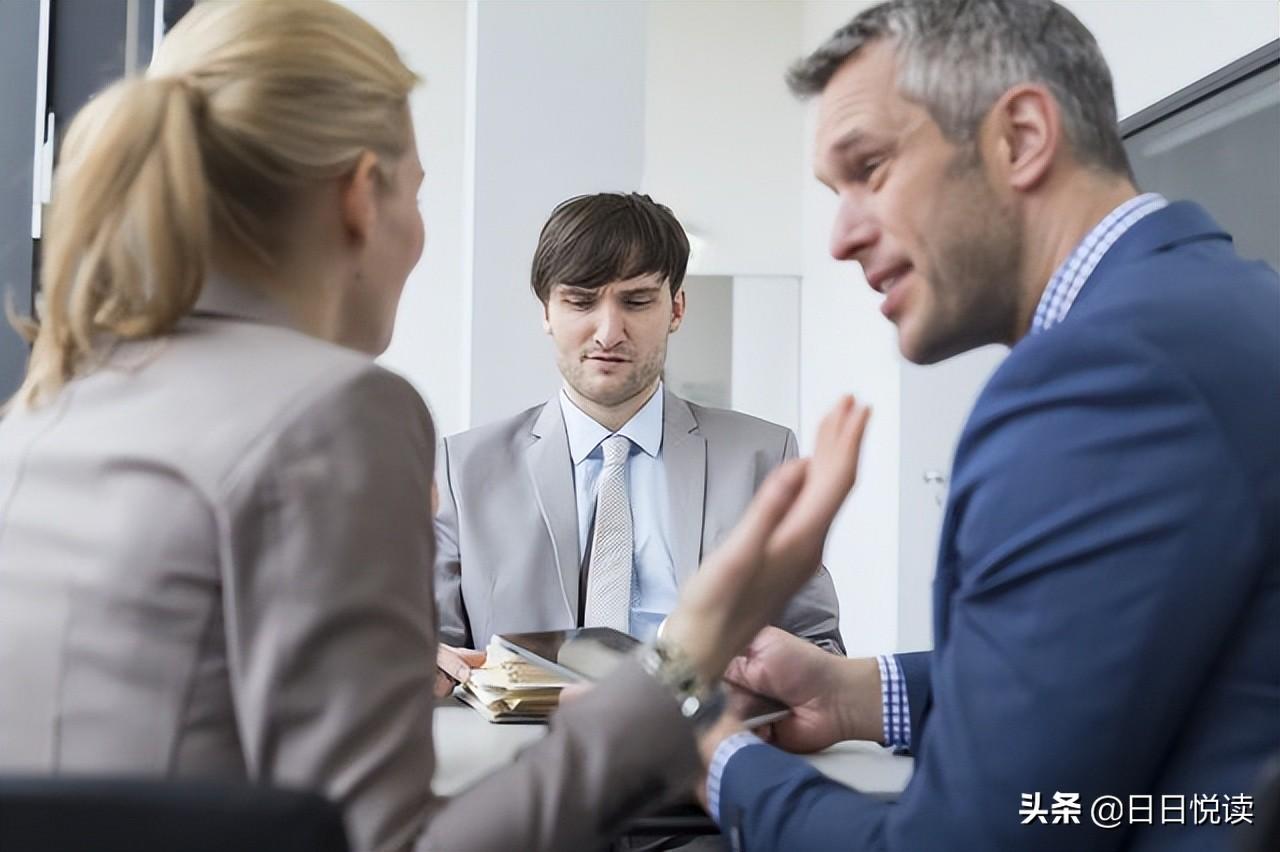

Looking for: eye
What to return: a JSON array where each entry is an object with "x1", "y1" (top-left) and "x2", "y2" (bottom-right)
[
  {"x1": 857, "y1": 157, "x2": 884, "y2": 183},
  {"x1": 624, "y1": 297, "x2": 654, "y2": 308}
]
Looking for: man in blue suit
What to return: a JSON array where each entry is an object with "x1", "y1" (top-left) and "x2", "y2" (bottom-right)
[{"x1": 697, "y1": 1, "x2": 1280, "y2": 850}]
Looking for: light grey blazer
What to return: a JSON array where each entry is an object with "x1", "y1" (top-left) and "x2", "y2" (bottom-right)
[
  {"x1": 0, "y1": 280, "x2": 699, "y2": 852},
  {"x1": 434, "y1": 388, "x2": 844, "y2": 653}
]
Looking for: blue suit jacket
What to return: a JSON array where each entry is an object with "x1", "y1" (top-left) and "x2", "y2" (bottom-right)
[{"x1": 718, "y1": 202, "x2": 1280, "y2": 851}]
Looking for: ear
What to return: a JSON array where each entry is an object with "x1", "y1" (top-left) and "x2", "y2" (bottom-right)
[
  {"x1": 987, "y1": 84, "x2": 1060, "y2": 193},
  {"x1": 340, "y1": 151, "x2": 382, "y2": 245},
  {"x1": 669, "y1": 289, "x2": 686, "y2": 333},
  {"x1": 541, "y1": 300, "x2": 552, "y2": 334}
]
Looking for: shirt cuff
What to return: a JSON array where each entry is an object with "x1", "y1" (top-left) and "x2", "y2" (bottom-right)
[
  {"x1": 706, "y1": 730, "x2": 763, "y2": 824},
  {"x1": 877, "y1": 654, "x2": 911, "y2": 750}
]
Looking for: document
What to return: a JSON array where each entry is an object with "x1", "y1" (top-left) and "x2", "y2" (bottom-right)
[{"x1": 454, "y1": 637, "x2": 573, "y2": 723}]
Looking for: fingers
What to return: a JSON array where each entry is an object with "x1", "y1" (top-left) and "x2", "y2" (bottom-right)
[
  {"x1": 815, "y1": 394, "x2": 855, "y2": 448},
  {"x1": 433, "y1": 671, "x2": 457, "y2": 698},
  {"x1": 723, "y1": 654, "x2": 749, "y2": 686},
  {"x1": 718, "y1": 458, "x2": 808, "y2": 555},
  {"x1": 723, "y1": 625, "x2": 789, "y2": 693},
  {"x1": 814, "y1": 396, "x2": 871, "y2": 481},
  {"x1": 437, "y1": 645, "x2": 483, "y2": 683},
  {"x1": 746, "y1": 624, "x2": 789, "y2": 653},
  {"x1": 774, "y1": 398, "x2": 871, "y2": 548}
]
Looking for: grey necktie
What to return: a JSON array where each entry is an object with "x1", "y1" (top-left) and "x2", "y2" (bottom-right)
[{"x1": 584, "y1": 434, "x2": 633, "y2": 633}]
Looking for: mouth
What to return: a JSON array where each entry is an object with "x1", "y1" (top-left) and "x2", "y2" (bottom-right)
[
  {"x1": 866, "y1": 263, "x2": 913, "y2": 321},
  {"x1": 584, "y1": 354, "x2": 631, "y2": 365},
  {"x1": 866, "y1": 263, "x2": 912, "y2": 296}
]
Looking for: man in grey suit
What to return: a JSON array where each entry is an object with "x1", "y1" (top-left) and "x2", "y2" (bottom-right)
[{"x1": 434, "y1": 193, "x2": 843, "y2": 668}]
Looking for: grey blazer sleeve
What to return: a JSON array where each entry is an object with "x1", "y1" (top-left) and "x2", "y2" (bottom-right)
[
  {"x1": 419, "y1": 659, "x2": 701, "y2": 852},
  {"x1": 223, "y1": 368, "x2": 697, "y2": 852},
  {"x1": 772, "y1": 429, "x2": 846, "y2": 655},
  {"x1": 433, "y1": 436, "x2": 471, "y2": 648}
]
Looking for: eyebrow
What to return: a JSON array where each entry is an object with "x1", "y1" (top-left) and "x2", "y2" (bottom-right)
[
  {"x1": 558, "y1": 286, "x2": 596, "y2": 296},
  {"x1": 815, "y1": 127, "x2": 894, "y2": 187},
  {"x1": 559, "y1": 283, "x2": 664, "y2": 297},
  {"x1": 829, "y1": 129, "x2": 876, "y2": 158}
]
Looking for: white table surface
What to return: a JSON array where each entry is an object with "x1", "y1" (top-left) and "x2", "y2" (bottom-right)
[{"x1": 432, "y1": 699, "x2": 914, "y2": 800}]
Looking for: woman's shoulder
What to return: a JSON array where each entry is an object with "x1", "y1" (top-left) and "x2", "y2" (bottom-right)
[{"x1": 61, "y1": 317, "x2": 433, "y2": 500}]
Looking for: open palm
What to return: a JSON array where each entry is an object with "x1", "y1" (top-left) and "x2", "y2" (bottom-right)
[{"x1": 664, "y1": 396, "x2": 871, "y2": 681}]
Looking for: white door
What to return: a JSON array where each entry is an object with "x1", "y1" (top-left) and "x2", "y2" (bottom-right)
[{"x1": 896, "y1": 345, "x2": 1006, "y2": 649}]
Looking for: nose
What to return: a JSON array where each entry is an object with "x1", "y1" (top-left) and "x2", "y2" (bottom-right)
[
  {"x1": 593, "y1": 300, "x2": 626, "y2": 350},
  {"x1": 829, "y1": 193, "x2": 879, "y2": 263}
]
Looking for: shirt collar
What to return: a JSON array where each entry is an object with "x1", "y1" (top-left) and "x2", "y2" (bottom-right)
[
  {"x1": 559, "y1": 382, "x2": 665, "y2": 464},
  {"x1": 191, "y1": 273, "x2": 295, "y2": 328},
  {"x1": 1030, "y1": 192, "x2": 1168, "y2": 335}
]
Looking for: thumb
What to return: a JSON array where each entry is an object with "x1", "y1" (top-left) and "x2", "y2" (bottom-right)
[{"x1": 723, "y1": 654, "x2": 749, "y2": 686}]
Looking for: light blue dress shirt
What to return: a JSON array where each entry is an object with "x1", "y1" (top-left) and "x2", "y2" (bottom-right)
[{"x1": 559, "y1": 383, "x2": 680, "y2": 643}]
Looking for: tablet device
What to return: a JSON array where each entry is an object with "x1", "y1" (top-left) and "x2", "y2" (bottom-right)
[{"x1": 496, "y1": 627, "x2": 790, "y2": 729}]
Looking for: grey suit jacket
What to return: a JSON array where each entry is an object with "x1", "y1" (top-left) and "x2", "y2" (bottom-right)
[
  {"x1": 434, "y1": 388, "x2": 844, "y2": 653},
  {"x1": 0, "y1": 279, "x2": 699, "y2": 852}
]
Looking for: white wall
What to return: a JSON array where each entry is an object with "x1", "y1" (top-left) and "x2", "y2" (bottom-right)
[
  {"x1": 341, "y1": 0, "x2": 469, "y2": 438},
  {"x1": 1062, "y1": 0, "x2": 1279, "y2": 120},
  {"x1": 896, "y1": 347, "x2": 1003, "y2": 650},
  {"x1": 468, "y1": 0, "x2": 648, "y2": 427},
  {"x1": 732, "y1": 276, "x2": 801, "y2": 435},
  {"x1": 643, "y1": 0, "x2": 804, "y2": 276}
]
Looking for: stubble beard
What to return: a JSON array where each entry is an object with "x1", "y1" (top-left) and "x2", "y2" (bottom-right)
[
  {"x1": 911, "y1": 160, "x2": 1024, "y2": 364},
  {"x1": 561, "y1": 343, "x2": 666, "y2": 410}
]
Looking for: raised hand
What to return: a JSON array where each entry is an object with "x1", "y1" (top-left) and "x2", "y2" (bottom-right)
[{"x1": 663, "y1": 396, "x2": 871, "y2": 682}]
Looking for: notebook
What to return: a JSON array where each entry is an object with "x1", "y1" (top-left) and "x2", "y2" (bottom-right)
[{"x1": 453, "y1": 637, "x2": 573, "y2": 724}]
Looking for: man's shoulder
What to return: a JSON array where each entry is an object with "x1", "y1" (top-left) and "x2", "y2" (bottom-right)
[
  {"x1": 679, "y1": 397, "x2": 794, "y2": 450},
  {"x1": 958, "y1": 239, "x2": 1280, "y2": 486},
  {"x1": 442, "y1": 401, "x2": 547, "y2": 460},
  {"x1": 989, "y1": 237, "x2": 1279, "y2": 409}
]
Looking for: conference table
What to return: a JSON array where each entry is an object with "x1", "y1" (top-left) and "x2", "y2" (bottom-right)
[{"x1": 433, "y1": 698, "x2": 914, "y2": 837}]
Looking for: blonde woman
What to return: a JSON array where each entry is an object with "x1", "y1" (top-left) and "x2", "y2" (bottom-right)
[{"x1": 0, "y1": 2, "x2": 869, "y2": 851}]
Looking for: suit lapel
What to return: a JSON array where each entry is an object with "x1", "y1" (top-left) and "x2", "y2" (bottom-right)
[
  {"x1": 525, "y1": 398, "x2": 581, "y2": 622},
  {"x1": 663, "y1": 390, "x2": 706, "y2": 584}
]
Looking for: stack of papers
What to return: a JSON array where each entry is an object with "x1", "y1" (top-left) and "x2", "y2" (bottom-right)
[{"x1": 455, "y1": 638, "x2": 574, "y2": 723}]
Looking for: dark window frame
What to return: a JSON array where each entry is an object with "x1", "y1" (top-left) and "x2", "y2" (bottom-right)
[{"x1": 1120, "y1": 39, "x2": 1280, "y2": 138}]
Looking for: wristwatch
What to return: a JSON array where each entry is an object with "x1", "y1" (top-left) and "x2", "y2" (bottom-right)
[{"x1": 638, "y1": 638, "x2": 727, "y2": 731}]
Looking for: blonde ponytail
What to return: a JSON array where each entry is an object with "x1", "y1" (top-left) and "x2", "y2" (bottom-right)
[
  {"x1": 16, "y1": 76, "x2": 209, "y2": 408},
  {"x1": 13, "y1": 0, "x2": 417, "y2": 408}
]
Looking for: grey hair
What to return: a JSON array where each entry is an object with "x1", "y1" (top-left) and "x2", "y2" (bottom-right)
[{"x1": 788, "y1": 0, "x2": 1132, "y2": 177}]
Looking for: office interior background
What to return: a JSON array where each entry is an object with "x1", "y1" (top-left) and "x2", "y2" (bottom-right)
[{"x1": 1, "y1": 0, "x2": 1277, "y2": 657}]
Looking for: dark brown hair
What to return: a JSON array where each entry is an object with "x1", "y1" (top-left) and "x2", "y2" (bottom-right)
[{"x1": 530, "y1": 192, "x2": 690, "y2": 305}]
